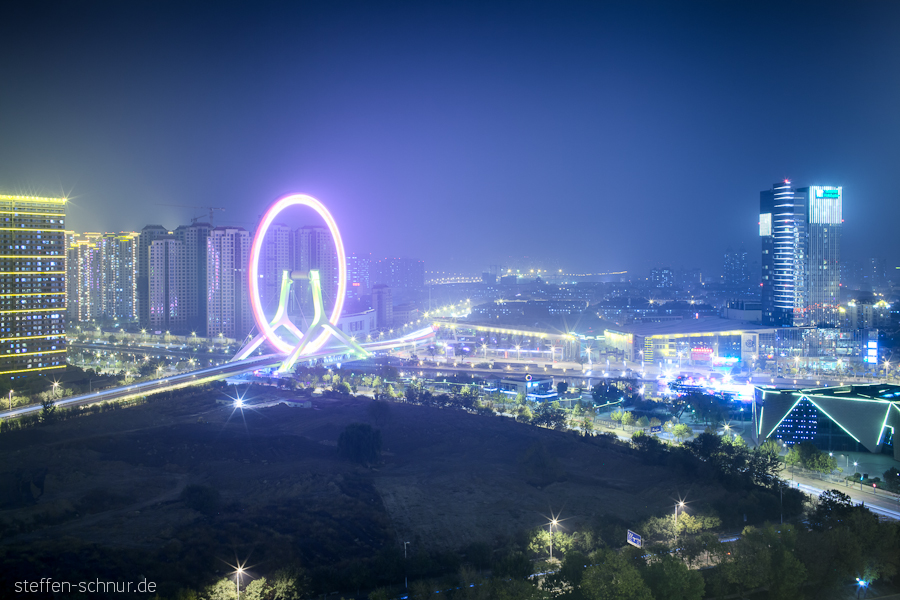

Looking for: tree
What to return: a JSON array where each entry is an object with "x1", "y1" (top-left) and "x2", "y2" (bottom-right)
[
  {"x1": 636, "y1": 415, "x2": 650, "y2": 428},
  {"x1": 641, "y1": 554, "x2": 704, "y2": 600},
  {"x1": 39, "y1": 397, "x2": 57, "y2": 424},
  {"x1": 367, "y1": 399, "x2": 391, "y2": 427},
  {"x1": 201, "y1": 578, "x2": 234, "y2": 600},
  {"x1": 270, "y1": 567, "x2": 308, "y2": 599},
  {"x1": 242, "y1": 577, "x2": 270, "y2": 600},
  {"x1": 809, "y1": 488, "x2": 853, "y2": 531},
  {"x1": 338, "y1": 423, "x2": 382, "y2": 465},
  {"x1": 581, "y1": 549, "x2": 653, "y2": 600},
  {"x1": 672, "y1": 423, "x2": 693, "y2": 442},
  {"x1": 528, "y1": 528, "x2": 575, "y2": 559},
  {"x1": 621, "y1": 411, "x2": 635, "y2": 427}
]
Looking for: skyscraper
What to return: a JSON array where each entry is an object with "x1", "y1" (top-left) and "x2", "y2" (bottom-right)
[
  {"x1": 137, "y1": 225, "x2": 168, "y2": 329},
  {"x1": 760, "y1": 181, "x2": 841, "y2": 327},
  {"x1": 346, "y1": 253, "x2": 370, "y2": 301},
  {"x1": 206, "y1": 227, "x2": 251, "y2": 339},
  {"x1": 372, "y1": 284, "x2": 393, "y2": 330},
  {"x1": 0, "y1": 194, "x2": 67, "y2": 381},
  {"x1": 67, "y1": 236, "x2": 102, "y2": 323},
  {"x1": 99, "y1": 232, "x2": 138, "y2": 320},
  {"x1": 259, "y1": 223, "x2": 292, "y2": 313},
  {"x1": 724, "y1": 245, "x2": 749, "y2": 290},
  {"x1": 371, "y1": 257, "x2": 425, "y2": 289},
  {"x1": 148, "y1": 236, "x2": 185, "y2": 332},
  {"x1": 295, "y1": 226, "x2": 339, "y2": 317},
  {"x1": 173, "y1": 223, "x2": 211, "y2": 333}
]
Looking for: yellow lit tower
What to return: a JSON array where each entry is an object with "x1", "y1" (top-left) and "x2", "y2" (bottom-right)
[{"x1": 0, "y1": 194, "x2": 67, "y2": 380}]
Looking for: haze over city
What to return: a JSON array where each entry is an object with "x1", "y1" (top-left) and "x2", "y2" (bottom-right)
[{"x1": 2, "y1": 1, "x2": 900, "y2": 274}]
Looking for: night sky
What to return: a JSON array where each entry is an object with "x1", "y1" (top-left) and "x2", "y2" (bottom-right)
[{"x1": 2, "y1": 1, "x2": 899, "y2": 276}]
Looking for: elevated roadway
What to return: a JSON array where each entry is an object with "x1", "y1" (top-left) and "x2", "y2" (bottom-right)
[
  {"x1": 0, "y1": 353, "x2": 285, "y2": 421},
  {"x1": 2, "y1": 325, "x2": 436, "y2": 421}
]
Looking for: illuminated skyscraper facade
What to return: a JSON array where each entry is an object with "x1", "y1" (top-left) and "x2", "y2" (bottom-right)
[
  {"x1": 67, "y1": 236, "x2": 102, "y2": 322},
  {"x1": 760, "y1": 181, "x2": 841, "y2": 327},
  {"x1": 0, "y1": 195, "x2": 67, "y2": 380},
  {"x1": 66, "y1": 232, "x2": 137, "y2": 323},
  {"x1": 99, "y1": 232, "x2": 138, "y2": 320},
  {"x1": 206, "y1": 227, "x2": 251, "y2": 339}
]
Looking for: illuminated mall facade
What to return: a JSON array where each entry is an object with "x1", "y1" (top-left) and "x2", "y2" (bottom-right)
[{"x1": 603, "y1": 318, "x2": 877, "y2": 371}]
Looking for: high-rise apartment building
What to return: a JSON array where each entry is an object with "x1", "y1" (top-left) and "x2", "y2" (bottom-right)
[
  {"x1": 295, "y1": 226, "x2": 339, "y2": 316},
  {"x1": 372, "y1": 284, "x2": 393, "y2": 330},
  {"x1": 136, "y1": 223, "x2": 209, "y2": 334},
  {"x1": 99, "y1": 232, "x2": 138, "y2": 320},
  {"x1": 147, "y1": 237, "x2": 185, "y2": 332},
  {"x1": 173, "y1": 223, "x2": 211, "y2": 333},
  {"x1": 259, "y1": 223, "x2": 292, "y2": 313},
  {"x1": 67, "y1": 236, "x2": 102, "y2": 323},
  {"x1": 346, "y1": 253, "x2": 370, "y2": 301},
  {"x1": 0, "y1": 195, "x2": 67, "y2": 380},
  {"x1": 206, "y1": 227, "x2": 251, "y2": 339},
  {"x1": 371, "y1": 257, "x2": 425, "y2": 289},
  {"x1": 724, "y1": 245, "x2": 749, "y2": 290},
  {"x1": 66, "y1": 232, "x2": 137, "y2": 323},
  {"x1": 137, "y1": 225, "x2": 168, "y2": 329},
  {"x1": 760, "y1": 181, "x2": 842, "y2": 327},
  {"x1": 650, "y1": 267, "x2": 674, "y2": 288}
]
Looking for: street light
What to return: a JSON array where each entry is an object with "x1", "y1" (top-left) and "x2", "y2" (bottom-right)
[
  {"x1": 234, "y1": 565, "x2": 244, "y2": 600},
  {"x1": 548, "y1": 517, "x2": 559, "y2": 561},
  {"x1": 674, "y1": 501, "x2": 685, "y2": 547}
]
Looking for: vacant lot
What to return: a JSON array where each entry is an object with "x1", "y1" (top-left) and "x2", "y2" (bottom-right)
[{"x1": 0, "y1": 386, "x2": 726, "y2": 595}]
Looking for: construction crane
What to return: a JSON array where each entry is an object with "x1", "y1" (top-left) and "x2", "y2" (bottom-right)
[{"x1": 156, "y1": 204, "x2": 225, "y2": 227}]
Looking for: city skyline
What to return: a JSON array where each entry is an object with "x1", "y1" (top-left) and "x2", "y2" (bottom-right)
[{"x1": 2, "y1": 1, "x2": 900, "y2": 274}]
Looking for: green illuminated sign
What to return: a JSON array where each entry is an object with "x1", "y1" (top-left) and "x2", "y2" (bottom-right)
[{"x1": 823, "y1": 189, "x2": 839, "y2": 198}]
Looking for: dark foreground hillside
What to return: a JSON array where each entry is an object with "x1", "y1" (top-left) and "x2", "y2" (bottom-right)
[{"x1": 0, "y1": 385, "x2": 733, "y2": 597}]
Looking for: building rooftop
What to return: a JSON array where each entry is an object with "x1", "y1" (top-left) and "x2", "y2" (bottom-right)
[{"x1": 605, "y1": 317, "x2": 771, "y2": 337}]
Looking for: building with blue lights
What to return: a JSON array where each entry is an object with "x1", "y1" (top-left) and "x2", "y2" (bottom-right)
[
  {"x1": 752, "y1": 384, "x2": 900, "y2": 460},
  {"x1": 760, "y1": 181, "x2": 842, "y2": 327}
]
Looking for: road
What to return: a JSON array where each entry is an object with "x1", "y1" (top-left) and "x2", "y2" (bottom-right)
[
  {"x1": 788, "y1": 473, "x2": 900, "y2": 521},
  {"x1": 0, "y1": 353, "x2": 285, "y2": 420}
]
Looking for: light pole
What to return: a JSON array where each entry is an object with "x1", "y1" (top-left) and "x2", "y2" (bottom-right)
[
  {"x1": 674, "y1": 501, "x2": 685, "y2": 547},
  {"x1": 8, "y1": 390, "x2": 11, "y2": 411},
  {"x1": 235, "y1": 566, "x2": 243, "y2": 600},
  {"x1": 548, "y1": 517, "x2": 558, "y2": 561},
  {"x1": 404, "y1": 541, "x2": 410, "y2": 589}
]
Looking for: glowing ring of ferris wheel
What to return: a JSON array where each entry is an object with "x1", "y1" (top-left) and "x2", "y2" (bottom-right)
[{"x1": 248, "y1": 193, "x2": 346, "y2": 356}]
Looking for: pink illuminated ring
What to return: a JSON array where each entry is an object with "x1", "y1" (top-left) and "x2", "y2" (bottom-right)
[{"x1": 248, "y1": 194, "x2": 346, "y2": 355}]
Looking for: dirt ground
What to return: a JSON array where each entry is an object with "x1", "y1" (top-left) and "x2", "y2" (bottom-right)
[{"x1": 0, "y1": 386, "x2": 727, "y2": 592}]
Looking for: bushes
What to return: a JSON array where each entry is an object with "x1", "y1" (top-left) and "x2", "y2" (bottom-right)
[
  {"x1": 338, "y1": 423, "x2": 382, "y2": 465},
  {"x1": 180, "y1": 484, "x2": 221, "y2": 515}
]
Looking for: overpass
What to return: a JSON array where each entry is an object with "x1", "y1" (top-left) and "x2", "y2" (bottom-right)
[{"x1": 1, "y1": 325, "x2": 436, "y2": 421}]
